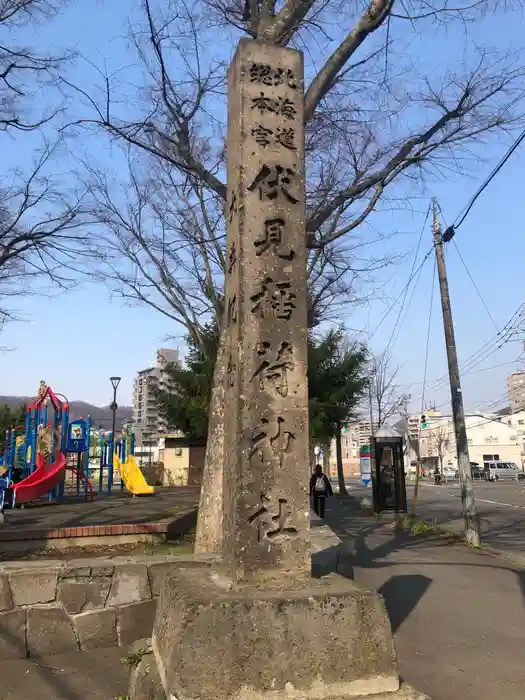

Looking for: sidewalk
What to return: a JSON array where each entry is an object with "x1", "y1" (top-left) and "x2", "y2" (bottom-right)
[
  {"x1": 1, "y1": 647, "x2": 127, "y2": 700},
  {"x1": 323, "y1": 496, "x2": 525, "y2": 700}
]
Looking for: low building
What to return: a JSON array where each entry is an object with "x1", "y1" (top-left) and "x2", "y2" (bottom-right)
[
  {"x1": 502, "y1": 410, "x2": 525, "y2": 465},
  {"x1": 418, "y1": 413, "x2": 521, "y2": 470},
  {"x1": 158, "y1": 434, "x2": 206, "y2": 486}
]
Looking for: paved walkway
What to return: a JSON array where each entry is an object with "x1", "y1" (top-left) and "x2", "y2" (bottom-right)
[{"x1": 324, "y1": 496, "x2": 525, "y2": 700}]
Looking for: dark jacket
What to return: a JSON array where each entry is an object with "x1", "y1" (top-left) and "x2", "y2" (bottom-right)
[{"x1": 309, "y1": 473, "x2": 333, "y2": 496}]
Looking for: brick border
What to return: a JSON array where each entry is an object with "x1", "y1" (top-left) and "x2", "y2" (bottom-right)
[{"x1": 0, "y1": 507, "x2": 197, "y2": 542}]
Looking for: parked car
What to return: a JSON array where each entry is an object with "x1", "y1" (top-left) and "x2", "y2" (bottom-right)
[{"x1": 483, "y1": 461, "x2": 525, "y2": 482}]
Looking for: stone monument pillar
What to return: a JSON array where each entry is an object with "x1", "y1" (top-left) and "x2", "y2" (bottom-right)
[
  {"x1": 133, "y1": 39, "x2": 429, "y2": 700},
  {"x1": 221, "y1": 39, "x2": 309, "y2": 584}
]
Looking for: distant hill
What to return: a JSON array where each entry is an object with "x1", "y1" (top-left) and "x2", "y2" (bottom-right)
[{"x1": 0, "y1": 396, "x2": 132, "y2": 430}]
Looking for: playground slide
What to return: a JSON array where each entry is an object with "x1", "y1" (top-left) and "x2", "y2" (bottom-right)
[
  {"x1": 113, "y1": 454, "x2": 154, "y2": 496},
  {"x1": 13, "y1": 452, "x2": 66, "y2": 504}
]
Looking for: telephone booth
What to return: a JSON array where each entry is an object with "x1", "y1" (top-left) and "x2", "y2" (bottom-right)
[{"x1": 372, "y1": 426, "x2": 407, "y2": 513}]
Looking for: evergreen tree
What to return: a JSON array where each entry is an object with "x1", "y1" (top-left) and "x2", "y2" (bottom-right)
[
  {"x1": 157, "y1": 324, "x2": 218, "y2": 441},
  {"x1": 308, "y1": 330, "x2": 369, "y2": 495},
  {"x1": 0, "y1": 404, "x2": 26, "y2": 454}
]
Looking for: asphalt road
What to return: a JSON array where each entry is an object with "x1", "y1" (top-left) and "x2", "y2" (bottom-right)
[{"x1": 346, "y1": 477, "x2": 525, "y2": 563}]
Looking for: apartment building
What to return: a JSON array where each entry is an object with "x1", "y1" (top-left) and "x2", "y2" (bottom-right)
[
  {"x1": 132, "y1": 348, "x2": 179, "y2": 434},
  {"x1": 507, "y1": 370, "x2": 525, "y2": 411},
  {"x1": 328, "y1": 421, "x2": 372, "y2": 476}
]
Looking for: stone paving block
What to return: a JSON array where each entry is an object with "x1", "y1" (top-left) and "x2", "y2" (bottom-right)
[
  {"x1": 0, "y1": 572, "x2": 13, "y2": 611},
  {"x1": 8, "y1": 568, "x2": 59, "y2": 606},
  {"x1": 147, "y1": 558, "x2": 215, "y2": 597},
  {"x1": 26, "y1": 605, "x2": 79, "y2": 657},
  {"x1": 118, "y1": 600, "x2": 157, "y2": 647},
  {"x1": 61, "y1": 564, "x2": 91, "y2": 579},
  {"x1": 107, "y1": 564, "x2": 151, "y2": 606},
  {"x1": 0, "y1": 609, "x2": 26, "y2": 659},
  {"x1": 73, "y1": 608, "x2": 118, "y2": 651},
  {"x1": 57, "y1": 578, "x2": 112, "y2": 614},
  {"x1": 90, "y1": 563, "x2": 115, "y2": 577}
]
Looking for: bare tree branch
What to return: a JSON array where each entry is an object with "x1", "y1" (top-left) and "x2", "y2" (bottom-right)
[{"x1": 370, "y1": 350, "x2": 410, "y2": 427}]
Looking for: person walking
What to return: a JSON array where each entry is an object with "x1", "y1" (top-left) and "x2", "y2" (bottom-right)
[{"x1": 309, "y1": 464, "x2": 333, "y2": 518}]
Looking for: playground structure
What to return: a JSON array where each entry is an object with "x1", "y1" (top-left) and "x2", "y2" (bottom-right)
[{"x1": 0, "y1": 382, "x2": 154, "y2": 512}]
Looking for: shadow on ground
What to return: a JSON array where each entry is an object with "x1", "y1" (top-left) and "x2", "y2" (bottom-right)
[{"x1": 321, "y1": 495, "x2": 525, "y2": 700}]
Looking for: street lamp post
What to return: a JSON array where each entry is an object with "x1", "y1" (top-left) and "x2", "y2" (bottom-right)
[{"x1": 108, "y1": 376, "x2": 121, "y2": 495}]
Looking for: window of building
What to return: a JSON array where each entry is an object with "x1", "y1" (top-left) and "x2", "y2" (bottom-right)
[
  {"x1": 519, "y1": 420, "x2": 524, "y2": 425},
  {"x1": 483, "y1": 453, "x2": 500, "y2": 461},
  {"x1": 467, "y1": 439, "x2": 473, "y2": 445},
  {"x1": 484, "y1": 436, "x2": 498, "y2": 443}
]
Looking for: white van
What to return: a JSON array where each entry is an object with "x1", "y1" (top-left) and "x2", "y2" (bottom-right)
[{"x1": 483, "y1": 461, "x2": 525, "y2": 482}]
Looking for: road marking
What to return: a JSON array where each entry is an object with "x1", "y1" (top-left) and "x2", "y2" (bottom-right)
[
  {"x1": 474, "y1": 498, "x2": 525, "y2": 509},
  {"x1": 426, "y1": 488, "x2": 525, "y2": 509}
]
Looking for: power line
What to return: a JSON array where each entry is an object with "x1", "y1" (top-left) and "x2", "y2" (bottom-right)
[
  {"x1": 368, "y1": 247, "x2": 433, "y2": 341},
  {"x1": 383, "y1": 203, "x2": 431, "y2": 352},
  {"x1": 436, "y1": 199, "x2": 499, "y2": 333},
  {"x1": 451, "y1": 239, "x2": 499, "y2": 333},
  {"x1": 449, "y1": 127, "x2": 525, "y2": 234},
  {"x1": 406, "y1": 304, "x2": 525, "y2": 403},
  {"x1": 420, "y1": 258, "x2": 437, "y2": 420}
]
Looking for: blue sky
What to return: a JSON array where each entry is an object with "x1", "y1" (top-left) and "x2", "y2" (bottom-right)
[{"x1": 1, "y1": 0, "x2": 524, "y2": 411}]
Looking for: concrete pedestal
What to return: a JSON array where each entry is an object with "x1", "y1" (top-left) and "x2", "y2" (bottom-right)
[{"x1": 132, "y1": 568, "x2": 428, "y2": 700}]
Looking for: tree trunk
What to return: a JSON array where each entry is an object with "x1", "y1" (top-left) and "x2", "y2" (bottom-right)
[
  {"x1": 322, "y1": 441, "x2": 331, "y2": 476},
  {"x1": 309, "y1": 440, "x2": 316, "y2": 470},
  {"x1": 335, "y1": 429, "x2": 347, "y2": 496},
  {"x1": 194, "y1": 324, "x2": 227, "y2": 554}
]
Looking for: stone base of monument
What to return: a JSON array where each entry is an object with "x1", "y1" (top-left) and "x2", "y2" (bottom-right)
[{"x1": 126, "y1": 567, "x2": 430, "y2": 700}]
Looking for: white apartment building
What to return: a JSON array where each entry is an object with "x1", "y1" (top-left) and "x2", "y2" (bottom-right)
[
  {"x1": 417, "y1": 412, "x2": 521, "y2": 470},
  {"x1": 508, "y1": 370, "x2": 525, "y2": 411},
  {"x1": 503, "y1": 410, "x2": 525, "y2": 464},
  {"x1": 132, "y1": 348, "x2": 179, "y2": 434}
]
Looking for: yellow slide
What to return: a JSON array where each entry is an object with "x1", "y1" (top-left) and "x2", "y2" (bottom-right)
[{"x1": 113, "y1": 454, "x2": 154, "y2": 496}]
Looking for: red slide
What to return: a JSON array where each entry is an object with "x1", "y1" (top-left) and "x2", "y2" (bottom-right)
[{"x1": 13, "y1": 452, "x2": 66, "y2": 505}]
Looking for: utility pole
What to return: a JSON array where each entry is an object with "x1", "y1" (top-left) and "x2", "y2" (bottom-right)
[{"x1": 432, "y1": 199, "x2": 480, "y2": 546}]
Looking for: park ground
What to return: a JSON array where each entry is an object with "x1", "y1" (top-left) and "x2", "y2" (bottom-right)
[{"x1": 2, "y1": 482, "x2": 525, "y2": 699}]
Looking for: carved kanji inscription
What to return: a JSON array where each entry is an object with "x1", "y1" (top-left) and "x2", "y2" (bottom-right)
[
  {"x1": 252, "y1": 341, "x2": 294, "y2": 397},
  {"x1": 247, "y1": 165, "x2": 299, "y2": 204},
  {"x1": 251, "y1": 93, "x2": 297, "y2": 120},
  {"x1": 250, "y1": 277, "x2": 296, "y2": 320},
  {"x1": 248, "y1": 491, "x2": 298, "y2": 542},
  {"x1": 249, "y1": 63, "x2": 298, "y2": 90},
  {"x1": 254, "y1": 218, "x2": 295, "y2": 260},
  {"x1": 249, "y1": 416, "x2": 295, "y2": 464}
]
